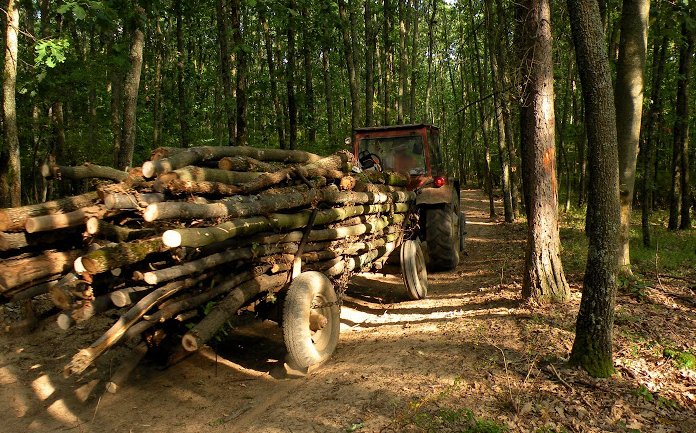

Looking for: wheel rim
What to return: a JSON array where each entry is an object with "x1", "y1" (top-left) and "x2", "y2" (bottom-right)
[
  {"x1": 401, "y1": 240, "x2": 428, "y2": 299},
  {"x1": 309, "y1": 292, "x2": 334, "y2": 354}
]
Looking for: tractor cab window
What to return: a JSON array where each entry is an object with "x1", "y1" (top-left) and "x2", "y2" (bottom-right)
[
  {"x1": 429, "y1": 132, "x2": 443, "y2": 174},
  {"x1": 358, "y1": 136, "x2": 426, "y2": 175}
]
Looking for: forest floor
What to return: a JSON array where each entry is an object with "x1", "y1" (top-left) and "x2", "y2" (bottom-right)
[{"x1": 1, "y1": 189, "x2": 695, "y2": 433}]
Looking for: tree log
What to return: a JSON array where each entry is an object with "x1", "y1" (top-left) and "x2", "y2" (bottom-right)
[
  {"x1": 7, "y1": 280, "x2": 59, "y2": 303},
  {"x1": 181, "y1": 273, "x2": 287, "y2": 352},
  {"x1": 110, "y1": 286, "x2": 152, "y2": 307},
  {"x1": 142, "y1": 145, "x2": 321, "y2": 178},
  {"x1": 41, "y1": 162, "x2": 128, "y2": 182},
  {"x1": 218, "y1": 156, "x2": 281, "y2": 172},
  {"x1": 86, "y1": 218, "x2": 156, "y2": 243},
  {"x1": 25, "y1": 205, "x2": 108, "y2": 233},
  {"x1": 104, "y1": 192, "x2": 165, "y2": 210},
  {"x1": 159, "y1": 166, "x2": 262, "y2": 184},
  {"x1": 78, "y1": 238, "x2": 166, "y2": 274},
  {"x1": 142, "y1": 244, "x2": 284, "y2": 285},
  {"x1": 0, "y1": 228, "x2": 82, "y2": 252},
  {"x1": 48, "y1": 273, "x2": 91, "y2": 310},
  {"x1": 57, "y1": 295, "x2": 113, "y2": 330},
  {"x1": 105, "y1": 341, "x2": 148, "y2": 394},
  {"x1": 65, "y1": 273, "x2": 212, "y2": 376},
  {"x1": 144, "y1": 186, "x2": 413, "y2": 222},
  {"x1": 0, "y1": 250, "x2": 82, "y2": 293},
  {"x1": 0, "y1": 191, "x2": 98, "y2": 232}
]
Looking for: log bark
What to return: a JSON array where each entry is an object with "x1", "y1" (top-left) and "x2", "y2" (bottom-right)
[
  {"x1": 0, "y1": 191, "x2": 98, "y2": 232},
  {"x1": 104, "y1": 192, "x2": 164, "y2": 210},
  {"x1": 144, "y1": 186, "x2": 413, "y2": 222},
  {"x1": 142, "y1": 244, "x2": 284, "y2": 285},
  {"x1": 25, "y1": 205, "x2": 108, "y2": 233},
  {"x1": 163, "y1": 203, "x2": 408, "y2": 248},
  {"x1": 48, "y1": 273, "x2": 90, "y2": 310},
  {"x1": 181, "y1": 273, "x2": 287, "y2": 352},
  {"x1": 86, "y1": 218, "x2": 156, "y2": 243},
  {"x1": 78, "y1": 238, "x2": 166, "y2": 274},
  {"x1": 141, "y1": 146, "x2": 321, "y2": 178},
  {"x1": 0, "y1": 228, "x2": 82, "y2": 251},
  {"x1": 41, "y1": 162, "x2": 128, "y2": 182},
  {"x1": 65, "y1": 273, "x2": 212, "y2": 376},
  {"x1": 218, "y1": 156, "x2": 280, "y2": 172},
  {"x1": 0, "y1": 250, "x2": 82, "y2": 293},
  {"x1": 159, "y1": 166, "x2": 262, "y2": 184},
  {"x1": 57, "y1": 294, "x2": 113, "y2": 329}
]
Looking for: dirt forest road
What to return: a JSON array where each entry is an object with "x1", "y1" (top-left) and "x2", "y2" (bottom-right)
[{"x1": 2, "y1": 189, "x2": 694, "y2": 433}]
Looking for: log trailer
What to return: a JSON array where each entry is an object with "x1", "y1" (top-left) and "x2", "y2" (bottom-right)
[{"x1": 0, "y1": 144, "x2": 441, "y2": 382}]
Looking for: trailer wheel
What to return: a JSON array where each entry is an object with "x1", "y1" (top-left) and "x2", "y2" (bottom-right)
[
  {"x1": 283, "y1": 272, "x2": 340, "y2": 369},
  {"x1": 400, "y1": 239, "x2": 428, "y2": 300},
  {"x1": 425, "y1": 206, "x2": 459, "y2": 271}
]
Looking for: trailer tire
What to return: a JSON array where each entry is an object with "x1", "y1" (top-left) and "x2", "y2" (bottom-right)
[
  {"x1": 401, "y1": 239, "x2": 428, "y2": 300},
  {"x1": 283, "y1": 271, "x2": 340, "y2": 369},
  {"x1": 425, "y1": 206, "x2": 459, "y2": 271}
]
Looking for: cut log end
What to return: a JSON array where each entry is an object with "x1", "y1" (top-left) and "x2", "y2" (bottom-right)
[
  {"x1": 162, "y1": 230, "x2": 182, "y2": 248},
  {"x1": 74, "y1": 257, "x2": 87, "y2": 274},
  {"x1": 142, "y1": 205, "x2": 157, "y2": 222},
  {"x1": 86, "y1": 217, "x2": 100, "y2": 235},
  {"x1": 143, "y1": 273, "x2": 159, "y2": 285},
  {"x1": 57, "y1": 313, "x2": 74, "y2": 330},
  {"x1": 181, "y1": 332, "x2": 200, "y2": 352},
  {"x1": 142, "y1": 161, "x2": 156, "y2": 179}
]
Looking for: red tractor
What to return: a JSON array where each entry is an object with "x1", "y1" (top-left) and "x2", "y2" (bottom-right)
[{"x1": 352, "y1": 124, "x2": 465, "y2": 272}]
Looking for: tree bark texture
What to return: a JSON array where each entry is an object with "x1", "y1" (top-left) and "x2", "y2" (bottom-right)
[
  {"x1": 2, "y1": 0, "x2": 20, "y2": 207},
  {"x1": 118, "y1": 6, "x2": 145, "y2": 171},
  {"x1": 216, "y1": 0, "x2": 235, "y2": 146},
  {"x1": 567, "y1": 0, "x2": 621, "y2": 378},
  {"x1": 615, "y1": 0, "x2": 649, "y2": 272},
  {"x1": 517, "y1": 0, "x2": 569, "y2": 304}
]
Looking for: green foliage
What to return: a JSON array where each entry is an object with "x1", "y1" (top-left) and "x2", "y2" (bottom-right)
[
  {"x1": 663, "y1": 347, "x2": 696, "y2": 370},
  {"x1": 34, "y1": 39, "x2": 71, "y2": 69},
  {"x1": 344, "y1": 421, "x2": 364, "y2": 432},
  {"x1": 634, "y1": 385, "x2": 654, "y2": 402},
  {"x1": 618, "y1": 275, "x2": 648, "y2": 301}
]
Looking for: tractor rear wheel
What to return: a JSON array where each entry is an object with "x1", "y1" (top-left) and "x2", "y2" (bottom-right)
[{"x1": 425, "y1": 206, "x2": 459, "y2": 271}]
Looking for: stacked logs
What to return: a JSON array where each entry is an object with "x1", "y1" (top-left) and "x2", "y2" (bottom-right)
[{"x1": 0, "y1": 146, "x2": 415, "y2": 389}]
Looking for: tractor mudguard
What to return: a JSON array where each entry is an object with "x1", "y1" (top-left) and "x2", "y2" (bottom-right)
[{"x1": 415, "y1": 184, "x2": 458, "y2": 208}]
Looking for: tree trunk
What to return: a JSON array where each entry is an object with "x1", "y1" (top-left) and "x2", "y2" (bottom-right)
[
  {"x1": 567, "y1": 0, "x2": 621, "y2": 378},
  {"x1": 364, "y1": 0, "x2": 376, "y2": 127},
  {"x1": 615, "y1": 0, "x2": 649, "y2": 273},
  {"x1": 0, "y1": 191, "x2": 98, "y2": 232},
  {"x1": 425, "y1": 0, "x2": 437, "y2": 123},
  {"x1": 117, "y1": 6, "x2": 145, "y2": 171},
  {"x1": 485, "y1": 0, "x2": 513, "y2": 222},
  {"x1": 175, "y1": 0, "x2": 189, "y2": 148},
  {"x1": 286, "y1": 0, "x2": 298, "y2": 149},
  {"x1": 216, "y1": 0, "x2": 235, "y2": 146},
  {"x1": 153, "y1": 19, "x2": 163, "y2": 148},
  {"x1": 338, "y1": 0, "x2": 360, "y2": 132},
  {"x1": 408, "y1": 0, "x2": 419, "y2": 123},
  {"x1": 300, "y1": 5, "x2": 316, "y2": 145},
  {"x1": 517, "y1": 0, "x2": 569, "y2": 304},
  {"x1": 383, "y1": 0, "x2": 392, "y2": 125},
  {"x1": 672, "y1": 16, "x2": 694, "y2": 230},
  {"x1": 1, "y1": 0, "x2": 20, "y2": 207},
  {"x1": 397, "y1": 0, "x2": 408, "y2": 123},
  {"x1": 231, "y1": 0, "x2": 247, "y2": 146},
  {"x1": 641, "y1": 34, "x2": 667, "y2": 247},
  {"x1": 260, "y1": 10, "x2": 285, "y2": 149}
]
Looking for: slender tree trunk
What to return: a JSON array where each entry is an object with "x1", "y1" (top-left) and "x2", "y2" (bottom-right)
[
  {"x1": 567, "y1": 0, "x2": 621, "y2": 378},
  {"x1": 260, "y1": 11, "x2": 285, "y2": 149},
  {"x1": 1, "y1": 0, "x2": 20, "y2": 206},
  {"x1": 408, "y1": 0, "x2": 419, "y2": 123},
  {"x1": 301, "y1": 5, "x2": 316, "y2": 145},
  {"x1": 383, "y1": 0, "x2": 392, "y2": 125},
  {"x1": 364, "y1": 0, "x2": 376, "y2": 127},
  {"x1": 216, "y1": 0, "x2": 234, "y2": 146},
  {"x1": 175, "y1": 0, "x2": 189, "y2": 147},
  {"x1": 517, "y1": 0, "x2": 569, "y2": 304},
  {"x1": 286, "y1": 0, "x2": 298, "y2": 149},
  {"x1": 110, "y1": 66, "x2": 123, "y2": 167},
  {"x1": 671, "y1": 16, "x2": 694, "y2": 230},
  {"x1": 425, "y1": 0, "x2": 437, "y2": 123},
  {"x1": 338, "y1": 0, "x2": 360, "y2": 132},
  {"x1": 615, "y1": 0, "x2": 649, "y2": 273},
  {"x1": 232, "y1": 0, "x2": 247, "y2": 146},
  {"x1": 641, "y1": 34, "x2": 668, "y2": 246},
  {"x1": 153, "y1": 20, "x2": 163, "y2": 148},
  {"x1": 397, "y1": 0, "x2": 407, "y2": 123},
  {"x1": 117, "y1": 6, "x2": 145, "y2": 171},
  {"x1": 485, "y1": 0, "x2": 513, "y2": 222}
]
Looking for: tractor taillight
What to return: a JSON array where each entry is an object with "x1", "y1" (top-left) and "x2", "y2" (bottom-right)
[{"x1": 433, "y1": 176, "x2": 446, "y2": 188}]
